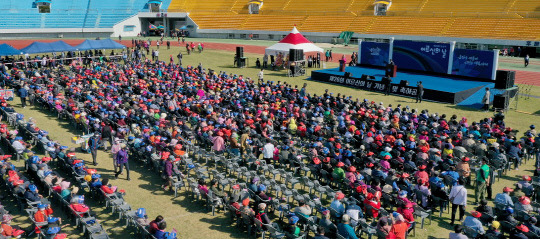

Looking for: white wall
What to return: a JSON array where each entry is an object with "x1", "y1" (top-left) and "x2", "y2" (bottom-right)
[
  {"x1": 195, "y1": 28, "x2": 536, "y2": 46},
  {"x1": 112, "y1": 15, "x2": 141, "y2": 37}
]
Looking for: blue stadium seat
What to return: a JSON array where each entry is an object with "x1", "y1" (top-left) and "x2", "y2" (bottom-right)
[{"x1": 0, "y1": 0, "x2": 171, "y2": 29}]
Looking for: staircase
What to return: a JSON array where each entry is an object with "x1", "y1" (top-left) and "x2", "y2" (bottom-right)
[
  {"x1": 418, "y1": 0, "x2": 430, "y2": 12},
  {"x1": 440, "y1": 18, "x2": 455, "y2": 35}
]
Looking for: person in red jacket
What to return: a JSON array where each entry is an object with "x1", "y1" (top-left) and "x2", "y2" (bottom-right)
[
  {"x1": 397, "y1": 203, "x2": 415, "y2": 228},
  {"x1": 363, "y1": 193, "x2": 381, "y2": 218},
  {"x1": 70, "y1": 196, "x2": 90, "y2": 217},
  {"x1": 35, "y1": 203, "x2": 61, "y2": 225},
  {"x1": 149, "y1": 215, "x2": 164, "y2": 234}
]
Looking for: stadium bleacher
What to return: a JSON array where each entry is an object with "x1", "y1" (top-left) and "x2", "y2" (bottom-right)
[
  {"x1": 171, "y1": 0, "x2": 540, "y2": 40},
  {"x1": 0, "y1": 0, "x2": 538, "y2": 40},
  {"x1": 0, "y1": 0, "x2": 167, "y2": 29}
]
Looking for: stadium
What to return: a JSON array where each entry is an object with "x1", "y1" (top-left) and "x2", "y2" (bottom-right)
[{"x1": 0, "y1": 0, "x2": 540, "y2": 238}]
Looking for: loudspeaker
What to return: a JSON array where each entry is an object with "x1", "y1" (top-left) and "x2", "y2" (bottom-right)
[
  {"x1": 289, "y1": 49, "x2": 304, "y2": 61},
  {"x1": 493, "y1": 94, "x2": 508, "y2": 109},
  {"x1": 236, "y1": 46, "x2": 244, "y2": 58},
  {"x1": 382, "y1": 76, "x2": 391, "y2": 84},
  {"x1": 289, "y1": 49, "x2": 296, "y2": 61},
  {"x1": 296, "y1": 49, "x2": 304, "y2": 61},
  {"x1": 344, "y1": 72, "x2": 353, "y2": 78},
  {"x1": 495, "y1": 70, "x2": 515, "y2": 89}
]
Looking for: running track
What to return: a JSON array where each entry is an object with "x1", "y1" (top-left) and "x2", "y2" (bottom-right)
[{"x1": 2, "y1": 39, "x2": 539, "y2": 86}]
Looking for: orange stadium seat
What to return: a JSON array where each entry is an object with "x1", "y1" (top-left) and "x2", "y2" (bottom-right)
[
  {"x1": 169, "y1": 0, "x2": 540, "y2": 40},
  {"x1": 189, "y1": 14, "x2": 247, "y2": 30},
  {"x1": 241, "y1": 15, "x2": 307, "y2": 31}
]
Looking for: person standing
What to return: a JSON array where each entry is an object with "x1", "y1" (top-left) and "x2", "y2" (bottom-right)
[
  {"x1": 416, "y1": 81, "x2": 424, "y2": 103},
  {"x1": 329, "y1": 50, "x2": 333, "y2": 61},
  {"x1": 263, "y1": 54, "x2": 268, "y2": 68},
  {"x1": 166, "y1": 40, "x2": 170, "y2": 49},
  {"x1": 474, "y1": 158, "x2": 490, "y2": 205},
  {"x1": 156, "y1": 41, "x2": 160, "y2": 49},
  {"x1": 384, "y1": 77, "x2": 392, "y2": 96},
  {"x1": 154, "y1": 50, "x2": 159, "y2": 62},
  {"x1": 325, "y1": 50, "x2": 329, "y2": 62},
  {"x1": 89, "y1": 133, "x2": 100, "y2": 166},
  {"x1": 449, "y1": 178, "x2": 467, "y2": 225},
  {"x1": 101, "y1": 122, "x2": 113, "y2": 151},
  {"x1": 525, "y1": 54, "x2": 530, "y2": 67},
  {"x1": 115, "y1": 144, "x2": 130, "y2": 180},
  {"x1": 110, "y1": 139, "x2": 121, "y2": 173},
  {"x1": 317, "y1": 52, "x2": 321, "y2": 68},
  {"x1": 262, "y1": 139, "x2": 274, "y2": 165},
  {"x1": 482, "y1": 87, "x2": 490, "y2": 111},
  {"x1": 18, "y1": 84, "x2": 28, "y2": 108},
  {"x1": 177, "y1": 52, "x2": 182, "y2": 65},
  {"x1": 258, "y1": 69, "x2": 264, "y2": 85}
]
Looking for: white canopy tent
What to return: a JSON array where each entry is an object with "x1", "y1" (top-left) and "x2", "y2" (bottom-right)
[{"x1": 264, "y1": 27, "x2": 324, "y2": 56}]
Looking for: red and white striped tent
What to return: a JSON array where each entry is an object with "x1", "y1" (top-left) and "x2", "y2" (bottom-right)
[{"x1": 264, "y1": 26, "x2": 324, "y2": 56}]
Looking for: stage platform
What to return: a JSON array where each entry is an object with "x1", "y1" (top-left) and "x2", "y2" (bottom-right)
[{"x1": 310, "y1": 66, "x2": 495, "y2": 104}]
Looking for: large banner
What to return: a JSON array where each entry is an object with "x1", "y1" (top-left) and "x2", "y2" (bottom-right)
[
  {"x1": 451, "y1": 49, "x2": 497, "y2": 80},
  {"x1": 318, "y1": 73, "x2": 419, "y2": 97},
  {"x1": 360, "y1": 42, "x2": 390, "y2": 67},
  {"x1": 393, "y1": 40, "x2": 450, "y2": 74}
]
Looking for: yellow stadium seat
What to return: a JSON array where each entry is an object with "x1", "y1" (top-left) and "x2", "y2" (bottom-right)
[{"x1": 172, "y1": 0, "x2": 540, "y2": 40}]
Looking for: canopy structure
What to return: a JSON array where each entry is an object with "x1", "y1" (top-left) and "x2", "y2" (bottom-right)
[
  {"x1": 265, "y1": 27, "x2": 324, "y2": 56},
  {"x1": 75, "y1": 39, "x2": 126, "y2": 51},
  {"x1": 0, "y1": 44, "x2": 22, "y2": 56},
  {"x1": 20, "y1": 41, "x2": 76, "y2": 54}
]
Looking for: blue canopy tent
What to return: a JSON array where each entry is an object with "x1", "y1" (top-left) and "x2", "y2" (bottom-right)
[
  {"x1": 75, "y1": 39, "x2": 126, "y2": 51},
  {"x1": 20, "y1": 41, "x2": 75, "y2": 54},
  {"x1": 0, "y1": 44, "x2": 22, "y2": 56}
]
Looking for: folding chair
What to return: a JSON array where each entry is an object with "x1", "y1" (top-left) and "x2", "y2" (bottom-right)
[
  {"x1": 413, "y1": 204, "x2": 432, "y2": 228},
  {"x1": 358, "y1": 219, "x2": 377, "y2": 239},
  {"x1": 463, "y1": 225, "x2": 482, "y2": 238},
  {"x1": 206, "y1": 190, "x2": 223, "y2": 216}
]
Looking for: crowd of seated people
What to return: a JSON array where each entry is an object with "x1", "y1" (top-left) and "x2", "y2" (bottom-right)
[{"x1": 1, "y1": 51, "x2": 539, "y2": 239}]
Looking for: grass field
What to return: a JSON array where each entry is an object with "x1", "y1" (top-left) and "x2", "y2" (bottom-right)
[{"x1": 3, "y1": 38, "x2": 540, "y2": 239}]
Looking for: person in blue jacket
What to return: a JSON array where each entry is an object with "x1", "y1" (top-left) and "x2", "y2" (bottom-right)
[
  {"x1": 153, "y1": 221, "x2": 167, "y2": 238},
  {"x1": 89, "y1": 133, "x2": 100, "y2": 166},
  {"x1": 18, "y1": 85, "x2": 28, "y2": 108}
]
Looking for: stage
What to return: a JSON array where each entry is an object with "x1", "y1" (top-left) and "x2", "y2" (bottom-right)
[{"x1": 310, "y1": 66, "x2": 497, "y2": 104}]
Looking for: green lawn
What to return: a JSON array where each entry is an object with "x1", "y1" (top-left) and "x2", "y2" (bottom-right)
[{"x1": 4, "y1": 42, "x2": 540, "y2": 239}]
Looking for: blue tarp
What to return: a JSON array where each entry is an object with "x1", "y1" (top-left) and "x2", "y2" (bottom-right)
[
  {"x1": 0, "y1": 44, "x2": 22, "y2": 56},
  {"x1": 20, "y1": 41, "x2": 76, "y2": 54},
  {"x1": 75, "y1": 39, "x2": 126, "y2": 51}
]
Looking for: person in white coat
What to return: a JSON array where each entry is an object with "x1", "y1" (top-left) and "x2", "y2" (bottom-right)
[
  {"x1": 449, "y1": 178, "x2": 468, "y2": 225},
  {"x1": 482, "y1": 88, "x2": 490, "y2": 111}
]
